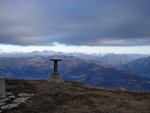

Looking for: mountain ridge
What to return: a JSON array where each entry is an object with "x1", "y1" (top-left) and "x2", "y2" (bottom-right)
[
  {"x1": 121, "y1": 56, "x2": 150, "y2": 78},
  {"x1": 0, "y1": 55, "x2": 150, "y2": 91}
]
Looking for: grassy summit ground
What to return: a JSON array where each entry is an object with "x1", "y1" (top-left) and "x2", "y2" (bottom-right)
[{"x1": 4, "y1": 79, "x2": 150, "y2": 113}]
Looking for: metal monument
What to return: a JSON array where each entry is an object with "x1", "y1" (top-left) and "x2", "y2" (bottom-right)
[{"x1": 47, "y1": 58, "x2": 64, "y2": 82}]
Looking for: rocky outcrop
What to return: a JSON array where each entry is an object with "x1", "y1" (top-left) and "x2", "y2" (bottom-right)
[{"x1": 0, "y1": 92, "x2": 34, "y2": 112}]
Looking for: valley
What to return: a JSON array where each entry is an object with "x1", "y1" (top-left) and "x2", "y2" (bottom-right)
[{"x1": 0, "y1": 55, "x2": 150, "y2": 91}]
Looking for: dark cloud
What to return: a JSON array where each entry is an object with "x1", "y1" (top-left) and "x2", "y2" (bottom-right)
[{"x1": 0, "y1": 0, "x2": 150, "y2": 46}]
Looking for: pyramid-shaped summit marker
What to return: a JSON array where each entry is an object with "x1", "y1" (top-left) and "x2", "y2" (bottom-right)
[{"x1": 47, "y1": 58, "x2": 64, "y2": 83}]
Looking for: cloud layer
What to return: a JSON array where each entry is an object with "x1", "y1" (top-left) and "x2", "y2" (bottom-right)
[{"x1": 0, "y1": 0, "x2": 150, "y2": 46}]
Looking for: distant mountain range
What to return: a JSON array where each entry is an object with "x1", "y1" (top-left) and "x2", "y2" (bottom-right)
[
  {"x1": 97, "y1": 54, "x2": 133, "y2": 66},
  {"x1": 0, "y1": 55, "x2": 150, "y2": 91},
  {"x1": 121, "y1": 57, "x2": 150, "y2": 78},
  {"x1": 0, "y1": 51, "x2": 149, "y2": 66}
]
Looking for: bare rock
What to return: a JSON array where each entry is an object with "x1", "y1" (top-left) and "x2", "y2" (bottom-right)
[
  {"x1": 6, "y1": 92, "x2": 13, "y2": 96},
  {"x1": 8, "y1": 95, "x2": 16, "y2": 99},
  {"x1": 0, "y1": 101, "x2": 6, "y2": 106},
  {"x1": 13, "y1": 97, "x2": 30, "y2": 103},
  {"x1": 18, "y1": 93, "x2": 34, "y2": 97},
  {"x1": 0, "y1": 98, "x2": 10, "y2": 102},
  {"x1": 1, "y1": 104, "x2": 18, "y2": 110}
]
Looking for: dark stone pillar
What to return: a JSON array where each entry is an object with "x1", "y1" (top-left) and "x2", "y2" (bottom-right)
[
  {"x1": 47, "y1": 58, "x2": 63, "y2": 83},
  {"x1": 54, "y1": 60, "x2": 58, "y2": 74}
]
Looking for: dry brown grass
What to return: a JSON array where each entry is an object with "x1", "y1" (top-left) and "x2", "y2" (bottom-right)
[{"x1": 4, "y1": 79, "x2": 150, "y2": 113}]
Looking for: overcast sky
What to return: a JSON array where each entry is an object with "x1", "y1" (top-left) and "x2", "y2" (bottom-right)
[{"x1": 0, "y1": 0, "x2": 150, "y2": 54}]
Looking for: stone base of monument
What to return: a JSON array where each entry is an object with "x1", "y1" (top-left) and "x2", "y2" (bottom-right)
[
  {"x1": 47, "y1": 73, "x2": 64, "y2": 83},
  {"x1": 0, "y1": 77, "x2": 6, "y2": 98}
]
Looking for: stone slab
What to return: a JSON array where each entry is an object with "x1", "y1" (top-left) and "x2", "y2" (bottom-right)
[
  {"x1": 13, "y1": 97, "x2": 30, "y2": 103},
  {"x1": 0, "y1": 77, "x2": 6, "y2": 98},
  {"x1": 6, "y1": 92, "x2": 13, "y2": 96},
  {"x1": 18, "y1": 93, "x2": 34, "y2": 97},
  {"x1": 1, "y1": 103, "x2": 19, "y2": 110},
  {"x1": 0, "y1": 101, "x2": 6, "y2": 106},
  {"x1": 0, "y1": 98, "x2": 10, "y2": 102},
  {"x1": 8, "y1": 95, "x2": 16, "y2": 99}
]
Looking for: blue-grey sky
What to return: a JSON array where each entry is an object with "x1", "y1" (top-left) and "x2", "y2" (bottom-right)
[{"x1": 0, "y1": 0, "x2": 150, "y2": 54}]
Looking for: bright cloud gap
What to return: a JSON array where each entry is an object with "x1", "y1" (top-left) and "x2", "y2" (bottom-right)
[{"x1": 0, "y1": 44, "x2": 150, "y2": 55}]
